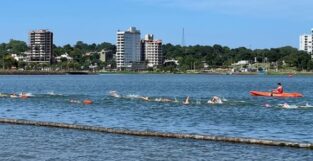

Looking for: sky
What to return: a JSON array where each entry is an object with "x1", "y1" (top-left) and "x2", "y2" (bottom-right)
[{"x1": 0, "y1": 0, "x2": 313, "y2": 49}]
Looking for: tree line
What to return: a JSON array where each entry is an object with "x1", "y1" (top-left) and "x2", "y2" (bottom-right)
[
  {"x1": 163, "y1": 44, "x2": 313, "y2": 71},
  {"x1": 0, "y1": 39, "x2": 312, "y2": 71},
  {"x1": 0, "y1": 40, "x2": 116, "y2": 70}
]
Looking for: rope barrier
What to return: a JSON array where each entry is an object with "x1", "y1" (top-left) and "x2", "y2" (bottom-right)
[{"x1": 0, "y1": 118, "x2": 312, "y2": 149}]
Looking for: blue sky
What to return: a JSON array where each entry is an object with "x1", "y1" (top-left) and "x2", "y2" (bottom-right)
[{"x1": 0, "y1": 0, "x2": 312, "y2": 48}]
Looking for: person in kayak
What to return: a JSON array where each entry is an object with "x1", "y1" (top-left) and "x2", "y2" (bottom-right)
[{"x1": 272, "y1": 83, "x2": 284, "y2": 95}]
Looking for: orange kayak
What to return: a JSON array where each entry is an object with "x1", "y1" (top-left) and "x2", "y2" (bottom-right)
[{"x1": 250, "y1": 91, "x2": 303, "y2": 98}]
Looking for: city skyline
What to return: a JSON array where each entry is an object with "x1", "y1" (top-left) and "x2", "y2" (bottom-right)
[{"x1": 1, "y1": 0, "x2": 313, "y2": 49}]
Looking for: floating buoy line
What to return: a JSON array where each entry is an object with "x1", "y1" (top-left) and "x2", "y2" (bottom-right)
[{"x1": 0, "y1": 118, "x2": 312, "y2": 149}]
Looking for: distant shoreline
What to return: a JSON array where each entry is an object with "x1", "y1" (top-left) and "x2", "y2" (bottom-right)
[
  {"x1": 98, "y1": 71, "x2": 313, "y2": 76},
  {"x1": 0, "y1": 70, "x2": 95, "y2": 75},
  {"x1": 0, "y1": 70, "x2": 313, "y2": 76}
]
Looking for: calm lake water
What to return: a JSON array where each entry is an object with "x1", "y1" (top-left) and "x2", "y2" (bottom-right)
[{"x1": 0, "y1": 74, "x2": 313, "y2": 160}]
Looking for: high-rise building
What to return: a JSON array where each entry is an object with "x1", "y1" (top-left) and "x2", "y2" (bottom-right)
[
  {"x1": 29, "y1": 29, "x2": 53, "y2": 63},
  {"x1": 116, "y1": 27, "x2": 141, "y2": 69},
  {"x1": 299, "y1": 29, "x2": 313, "y2": 54},
  {"x1": 142, "y1": 34, "x2": 163, "y2": 68}
]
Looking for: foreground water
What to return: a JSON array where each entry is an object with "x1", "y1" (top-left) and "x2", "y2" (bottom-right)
[
  {"x1": 1, "y1": 124, "x2": 312, "y2": 161},
  {"x1": 0, "y1": 74, "x2": 313, "y2": 160}
]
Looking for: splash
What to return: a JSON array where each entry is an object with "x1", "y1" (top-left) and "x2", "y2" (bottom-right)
[
  {"x1": 196, "y1": 99, "x2": 202, "y2": 105},
  {"x1": 125, "y1": 94, "x2": 141, "y2": 99},
  {"x1": 108, "y1": 91, "x2": 121, "y2": 98},
  {"x1": 19, "y1": 92, "x2": 34, "y2": 97},
  {"x1": 299, "y1": 103, "x2": 313, "y2": 108},
  {"x1": 47, "y1": 91, "x2": 63, "y2": 96},
  {"x1": 278, "y1": 103, "x2": 298, "y2": 109},
  {"x1": 207, "y1": 96, "x2": 223, "y2": 104}
]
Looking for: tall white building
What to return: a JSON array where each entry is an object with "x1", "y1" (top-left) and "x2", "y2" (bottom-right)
[
  {"x1": 116, "y1": 27, "x2": 141, "y2": 69},
  {"x1": 299, "y1": 29, "x2": 313, "y2": 54},
  {"x1": 142, "y1": 34, "x2": 163, "y2": 67}
]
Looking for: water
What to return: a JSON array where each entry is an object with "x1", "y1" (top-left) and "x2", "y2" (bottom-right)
[
  {"x1": 0, "y1": 74, "x2": 313, "y2": 160},
  {"x1": 0, "y1": 124, "x2": 312, "y2": 161}
]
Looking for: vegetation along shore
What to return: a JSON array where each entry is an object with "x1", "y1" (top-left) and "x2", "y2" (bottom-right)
[{"x1": 1, "y1": 40, "x2": 313, "y2": 74}]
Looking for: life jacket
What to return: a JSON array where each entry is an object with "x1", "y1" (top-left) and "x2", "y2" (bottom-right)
[{"x1": 277, "y1": 86, "x2": 283, "y2": 94}]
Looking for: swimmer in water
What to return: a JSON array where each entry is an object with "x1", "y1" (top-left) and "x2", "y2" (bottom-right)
[
  {"x1": 279, "y1": 103, "x2": 298, "y2": 109},
  {"x1": 109, "y1": 91, "x2": 121, "y2": 98},
  {"x1": 183, "y1": 96, "x2": 190, "y2": 105},
  {"x1": 19, "y1": 92, "x2": 30, "y2": 99},
  {"x1": 10, "y1": 93, "x2": 18, "y2": 98},
  {"x1": 208, "y1": 96, "x2": 223, "y2": 104},
  {"x1": 282, "y1": 103, "x2": 290, "y2": 108},
  {"x1": 154, "y1": 98, "x2": 173, "y2": 102},
  {"x1": 69, "y1": 99, "x2": 81, "y2": 104},
  {"x1": 139, "y1": 96, "x2": 149, "y2": 101}
]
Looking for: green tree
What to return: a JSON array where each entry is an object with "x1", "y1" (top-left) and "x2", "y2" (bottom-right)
[
  {"x1": 6, "y1": 39, "x2": 28, "y2": 53},
  {"x1": 69, "y1": 48, "x2": 83, "y2": 63},
  {"x1": 3, "y1": 54, "x2": 17, "y2": 69}
]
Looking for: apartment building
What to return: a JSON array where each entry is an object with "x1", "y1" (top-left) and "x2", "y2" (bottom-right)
[
  {"x1": 116, "y1": 27, "x2": 141, "y2": 69},
  {"x1": 29, "y1": 29, "x2": 54, "y2": 63},
  {"x1": 299, "y1": 29, "x2": 313, "y2": 54},
  {"x1": 141, "y1": 34, "x2": 163, "y2": 67}
]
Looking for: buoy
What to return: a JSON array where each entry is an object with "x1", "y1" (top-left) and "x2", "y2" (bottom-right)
[
  {"x1": 83, "y1": 99, "x2": 93, "y2": 105},
  {"x1": 288, "y1": 73, "x2": 294, "y2": 77}
]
